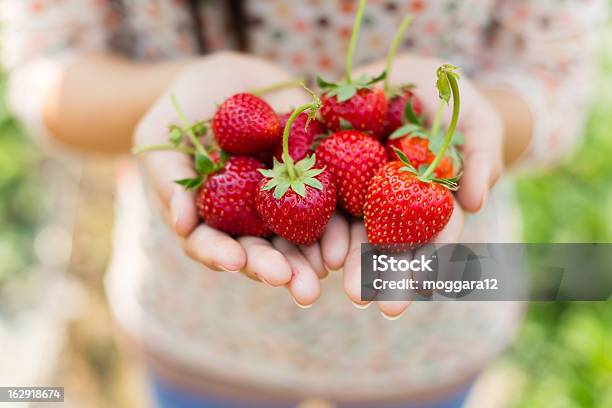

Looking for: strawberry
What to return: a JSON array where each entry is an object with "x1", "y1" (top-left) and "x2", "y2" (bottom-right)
[
  {"x1": 316, "y1": 0, "x2": 388, "y2": 139},
  {"x1": 386, "y1": 88, "x2": 425, "y2": 135},
  {"x1": 319, "y1": 87, "x2": 389, "y2": 139},
  {"x1": 364, "y1": 64, "x2": 464, "y2": 247},
  {"x1": 196, "y1": 156, "x2": 271, "y2": 237},
  {"x1": 212, "y1": 93, "x2": 280, "y2": 155},
  {"x1": 364, "y1": 161, "x2": 454, "y2": 245},
  {"x1": 256, "y1": 167, "x2": 336, "y2": 245},
  {"x1": 272, "y1": 112, "x2": 323, "y2": 162},
  {"x1": 386, "y1": 136, "x2": 455, "y2": 178},
  {"x1": 256, "y1": 92, "x2": 337, "y2": 245},
  {"x1": 316, "y1": 130, "x2": 387, "y2": 216}
]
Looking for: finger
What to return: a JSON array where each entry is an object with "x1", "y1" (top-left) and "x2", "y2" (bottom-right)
[
  {"x1": 378, "y1": 300, "x2": 412, "y2": 320},
  {"x1": 321, "y1": 213, "x2": 350, "y2": 271},
  {"x1": 343, "y1": 221, "x2": 370, "y2": 306},
  {"x1": 457, "y1": 113, "x2": 503, "y2": 213},
  {"x1": 135, "y1": 147, "x2": 199, "y2": 237},
  {"x1": 238, "y1": 236, "x2": 292, "y2": 286},
  {"x1": 376, "y1": 250, "x2": 413, "y2": 319},
  {"x1": 300, "y1": 242, "x2": 328, "y2": 279},
  {"x1": 273, "y1": 238, "x2": 321, "y2": 307},
  {"x1": 433, "y1": 203, "x2": 465, "y2": 244},
  {"x1": 170, "y1": 184, "x2": 200, "y2": 237},
  {"x1": 185, "y1": 224, "x2": 246, "y2": 272},
  {"x1": 456, "y1": 152, "x2": 501, "y2": 213}
]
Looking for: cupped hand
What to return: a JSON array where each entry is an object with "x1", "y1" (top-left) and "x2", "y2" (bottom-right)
[
  {"x1": 133, "y1": 52, "x2": 349, "y2": 307},
  {"x1": 341, "y1": 55, "x2": 503, "y2": 318}
]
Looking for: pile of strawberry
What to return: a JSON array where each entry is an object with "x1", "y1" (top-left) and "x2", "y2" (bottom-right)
[{"x1": 136, "y1": 0, "x2": 464, "y2": 249}]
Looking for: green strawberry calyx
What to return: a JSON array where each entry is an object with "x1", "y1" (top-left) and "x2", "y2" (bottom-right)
[
  {"x1": 132, "y1": 95, "x2": 227, "y2": 190},
  {"x1": 393, "y1": 64, "x2": 463, "y2": 191},
  {"x1": 317, "y1": 72, "x2": 386, "y2": 103},
  {"x1": 392, "y1": 146, "x2": 461, "y2": 191},
  {"x1": 259, "y1": 155, "x2": 325, "y2": 200},
  {"x1": 259, "y1": 88, "x2": 326, "y2": 199}
]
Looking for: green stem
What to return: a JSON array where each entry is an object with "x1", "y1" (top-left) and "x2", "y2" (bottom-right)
[
  {"x1": 171, "y1": 95, "x2": 210, "y2": 159},
  {"x1": 384, "y1": 15, "x2": 414, "y2": 94},
  {"x1": 282, "y1": 102, "x2": 316, "y2": 181},
  {"x1": 132, "y1": 144, "x2": 195, "y2": 155},
  {"x1": 345, "y1": 0, "x2": 367, "y2": 84},
  {"x1": 249, "y1": 78, "x2": 304, "y2": 97},
  {"x1": 421, "y1": 76, "x2": 461, "y2": 180}
]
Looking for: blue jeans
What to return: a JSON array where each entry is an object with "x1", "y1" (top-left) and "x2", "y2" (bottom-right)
[{"x1": 150, "y1": 374, "x2": 471, "y2": 408}]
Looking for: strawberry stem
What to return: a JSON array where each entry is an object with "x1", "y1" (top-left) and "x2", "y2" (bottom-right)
[
  {"x1": 429, "y1": 100, "x2": 446, "y2": 140},
  {"x1": 281, "y1": 103, "x2": 315, "y2": 181},
  {"x1": 249, "y1": 78, "x2": 305, "y2": 97},
  {"x1": 421, "y1": 69, "x2": 461, "y2": 180},
  {"x1": 384, "y1": 15, "x2": 414, "y2": 94},
  {"x1": 171, "y1": 95, "x2": 211, "y2": 160},
  {"x1": 132, "y1": 144, "x2": 195, "y2": 155},
  {"x1": 345, "y1": 0, "x2": 367, "y2": 84},
  {"x1": 280, "y1": 86, "x2": 321, "y2": 181}
]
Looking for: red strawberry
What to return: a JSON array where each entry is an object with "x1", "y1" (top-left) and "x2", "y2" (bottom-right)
[
  {"x1": 316, "y1": 130, "x2": 387, "y2": 216},
  {"x1": 212, "y1": 93, "x2": 280, "y2": 154},
  {"x1": 320, "y1": 87, "x2": 389, "y2": 139},
  {"x1": 386, "y1": 136, "x2": 455, "y2": 178},
  {"x1": 386, "y1": 88, "x2": 424, "y2": 135},
  {"x1": 364, "y1": 161, "x2": 454, "y2": 246},
  {"x1": 272, "y1": 112, "x2": 323, "y2": 162},
  {"x1": 256, "y1": 168, "x2": 336, "y2": 245},
  {"x1": 256, "y1": 96, "x2": 337, "y2": 246},
  {"x1": 251, "y1": 149, "x2": 274, "y2": 167},
  {"x1": 197, "y1": 156, "x2": 271, "y2": 237}
]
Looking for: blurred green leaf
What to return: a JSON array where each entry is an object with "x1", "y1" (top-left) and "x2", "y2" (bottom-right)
[{"x1": 0, "y1": 68, "x2": 44, "y2": 286}]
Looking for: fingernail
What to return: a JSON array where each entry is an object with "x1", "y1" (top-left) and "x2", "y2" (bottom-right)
[
  {"x1": 479, "y1": 190, "x2": 489, "y2": 211},
  {"x1": 215, "y1": 264, "x2": 240, "y2": 273},
  {"x1": 352, "y1": 301, "x2": 372, "y2": 310},
  {"x1": 259, "y1": 276, "x2": 275, "y2": 287},
  {"x1": 324, "y1": 263, "x2": 338, "y2": 274},
  {"x1": 293, "y1": 297, "x2": 313, "y2": 309},
  {"x1": 381, "y1": 311, "x2": 403, "y2": 321}
]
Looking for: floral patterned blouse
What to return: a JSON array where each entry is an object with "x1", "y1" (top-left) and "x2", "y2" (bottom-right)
[{"x1": 2, "y1": 0, "x2": 607, "y2": 401}]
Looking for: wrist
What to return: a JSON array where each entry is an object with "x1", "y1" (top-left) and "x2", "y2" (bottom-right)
[{"x1": 480, "y1": 87, "x2": 533, "y2": 167}]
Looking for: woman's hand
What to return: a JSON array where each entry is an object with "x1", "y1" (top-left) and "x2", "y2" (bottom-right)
[
  {"x1": 341, "y1": 55, "x2": 503, "y2": 318},
  {"x1": 133, "y1": 52, "x2": 349, "y2": 307}
]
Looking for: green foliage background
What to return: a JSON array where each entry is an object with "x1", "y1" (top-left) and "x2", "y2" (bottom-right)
[
  {"x1": 0, "y1": 18, "x2": 610, "y2": 408},
  {"x1": 509, "y1": 24, "x2": 612, "y2": 408},
  {"x1": 0, "y1": 75, "x2": 44, "y2": 283}
]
